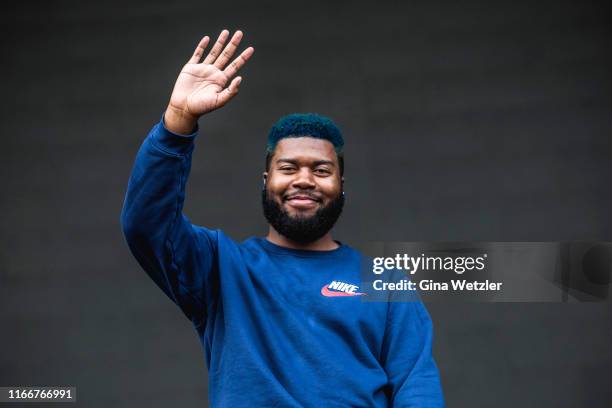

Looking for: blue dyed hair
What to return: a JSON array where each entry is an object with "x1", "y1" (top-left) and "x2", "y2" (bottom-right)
[{"x1": 265, "y1": 113, "x2": 344, "y2": 176}]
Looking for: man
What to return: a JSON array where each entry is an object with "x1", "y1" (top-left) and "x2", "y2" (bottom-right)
[{"x1": 121, "y1": 29, "x2": 444, "y2": 407}]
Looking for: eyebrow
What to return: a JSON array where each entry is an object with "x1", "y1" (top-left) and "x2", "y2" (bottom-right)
[{"x1": 276, "y1": 159, "x2": 336, "y2": 167}]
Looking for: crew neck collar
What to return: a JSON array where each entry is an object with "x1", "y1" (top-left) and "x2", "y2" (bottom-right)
[{"x1": 257, "y1": 237, "x2": 350, "y2": 258}]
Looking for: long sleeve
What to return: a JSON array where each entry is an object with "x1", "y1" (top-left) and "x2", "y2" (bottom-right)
[
  {"x1": 120, "y1": 118, "x2": 219, "y2": 324},
  {"x1": 381, "y1": 300, "x2": 445, "y2": 407}
]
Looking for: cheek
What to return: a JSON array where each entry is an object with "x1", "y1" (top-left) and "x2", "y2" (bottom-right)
[
  {"x1": 320, "y1": 179, "x2": 342, "y2": 196},
  {"x1": 267, "y1": 177, "x2": 290, "y2": 197}
]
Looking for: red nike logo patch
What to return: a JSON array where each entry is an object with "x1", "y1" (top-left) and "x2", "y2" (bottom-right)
[{"x1": 321, "y1": 281, "x2": 366, "y2": 297}]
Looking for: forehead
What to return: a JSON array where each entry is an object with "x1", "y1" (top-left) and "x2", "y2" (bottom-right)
[{"x1": 272, "y1": 137, "x2": 337, "y2": 162}]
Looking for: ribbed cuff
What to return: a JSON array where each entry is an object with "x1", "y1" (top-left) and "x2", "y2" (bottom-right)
[{"x1": 152, "y1": 113, "x2": 199, "y2": 155}]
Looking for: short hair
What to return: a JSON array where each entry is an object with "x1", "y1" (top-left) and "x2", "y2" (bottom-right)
[{"x1": 265, "y1": 113, "x2": 344, "y2": 176}]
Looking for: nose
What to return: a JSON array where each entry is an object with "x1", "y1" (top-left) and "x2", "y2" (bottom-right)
[{"x1": 291, "y1": 168, "x2": 316, "y2": 189}]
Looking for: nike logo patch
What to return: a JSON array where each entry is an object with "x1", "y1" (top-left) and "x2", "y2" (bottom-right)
[{"x1": 321, "y1": 280, "x2": 366, "y2": 297}]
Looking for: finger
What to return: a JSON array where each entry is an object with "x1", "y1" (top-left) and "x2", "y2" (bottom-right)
[
  {"x1": 216, "y1": 76, "x2": 242, "y2": 107},
  {"x1": 188, "y1": 36, "x2": 210, "y2": 64},
  {"x1": 223, "y1": 46, "x2": 254, "y2": 78},
  {"x1": 213, "y1": 30, "x2": 244, "y2": 69},
  {"x1": 203, "y1": 29, "x2": 230, "y2": 64}
]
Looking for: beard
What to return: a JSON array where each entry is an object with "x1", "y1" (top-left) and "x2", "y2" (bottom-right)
[{"x1": 262, "y1": 188, "x2": 344, "y2": 245}]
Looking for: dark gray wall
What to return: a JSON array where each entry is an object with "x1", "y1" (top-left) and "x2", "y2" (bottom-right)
[{"x1": 1, "y1": 0, "x2": 611, "y2": 406}]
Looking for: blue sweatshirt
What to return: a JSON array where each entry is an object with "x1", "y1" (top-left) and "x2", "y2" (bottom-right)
[{"x1": 120, "y1": 119, "x2": 445, "y2": 407}]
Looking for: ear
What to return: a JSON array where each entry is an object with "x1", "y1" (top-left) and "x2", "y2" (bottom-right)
[{"x1": 262, "y1": 172, "x2": 268, "y2": 185}]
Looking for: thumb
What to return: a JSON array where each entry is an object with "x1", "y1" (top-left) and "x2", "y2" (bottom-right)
[{"x1": 216, "y1": 76, "x2": 242, "y2": 107}]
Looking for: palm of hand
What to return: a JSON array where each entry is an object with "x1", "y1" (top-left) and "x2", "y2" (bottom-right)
[
  {"x1": 167, "y1": 30, "x2": 254, "y2": 118},
  {"x1": 171, "y1": 63, "x2": 229, "y2": 116}
]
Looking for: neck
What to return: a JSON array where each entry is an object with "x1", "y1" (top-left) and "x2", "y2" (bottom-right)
[{"x1": 266, "y1": 226, "x2": 339, "y2": 251}]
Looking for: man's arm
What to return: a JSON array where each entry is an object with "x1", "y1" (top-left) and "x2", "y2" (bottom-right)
[
  {"x1": 381, "y1": 300, "x2": 445, "y2": 407},
  {"x1": 121, "y1": 120, "x2": 216, "y2": 322},
  {"x1": 120, "y1": 30, "x2": 254, "y2": 323}
]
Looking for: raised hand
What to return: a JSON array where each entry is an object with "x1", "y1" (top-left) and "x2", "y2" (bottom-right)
[{"x1": 165, "y1": 30, "x2": 254, "y2": 134}]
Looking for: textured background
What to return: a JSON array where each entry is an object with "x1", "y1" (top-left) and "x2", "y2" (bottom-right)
[{"x1": 1, "y1": 0, "x2": 611, "y2": 406}]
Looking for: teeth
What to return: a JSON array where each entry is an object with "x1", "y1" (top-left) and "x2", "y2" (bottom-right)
[{"x1": 288, "y1": 197, "x2": 316, "y2": 202}]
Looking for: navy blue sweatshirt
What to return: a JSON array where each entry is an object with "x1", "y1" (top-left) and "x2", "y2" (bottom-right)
[{"x1": 120, "y1": 119, "x2": 445, "y2": 407}]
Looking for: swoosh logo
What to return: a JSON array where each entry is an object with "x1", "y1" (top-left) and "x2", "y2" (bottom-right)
[{"x1": 321, "y1": 285, "x2": 366, "y2": 297}]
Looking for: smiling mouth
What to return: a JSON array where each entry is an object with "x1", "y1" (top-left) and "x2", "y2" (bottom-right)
[
  {"x1": 285, "y1": 195, "x2": 319, "y2": 202},
  {"x1": 284, "y1": 195, "x2": 320, "y2": 209}
]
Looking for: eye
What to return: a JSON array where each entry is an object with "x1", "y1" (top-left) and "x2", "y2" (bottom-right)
[
  {"x1": 314, "y1": 168, "x2": 331, "y2": 175},
  {"x1": 279, "y1": 166, "x2": 296, "y2": 172}
]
